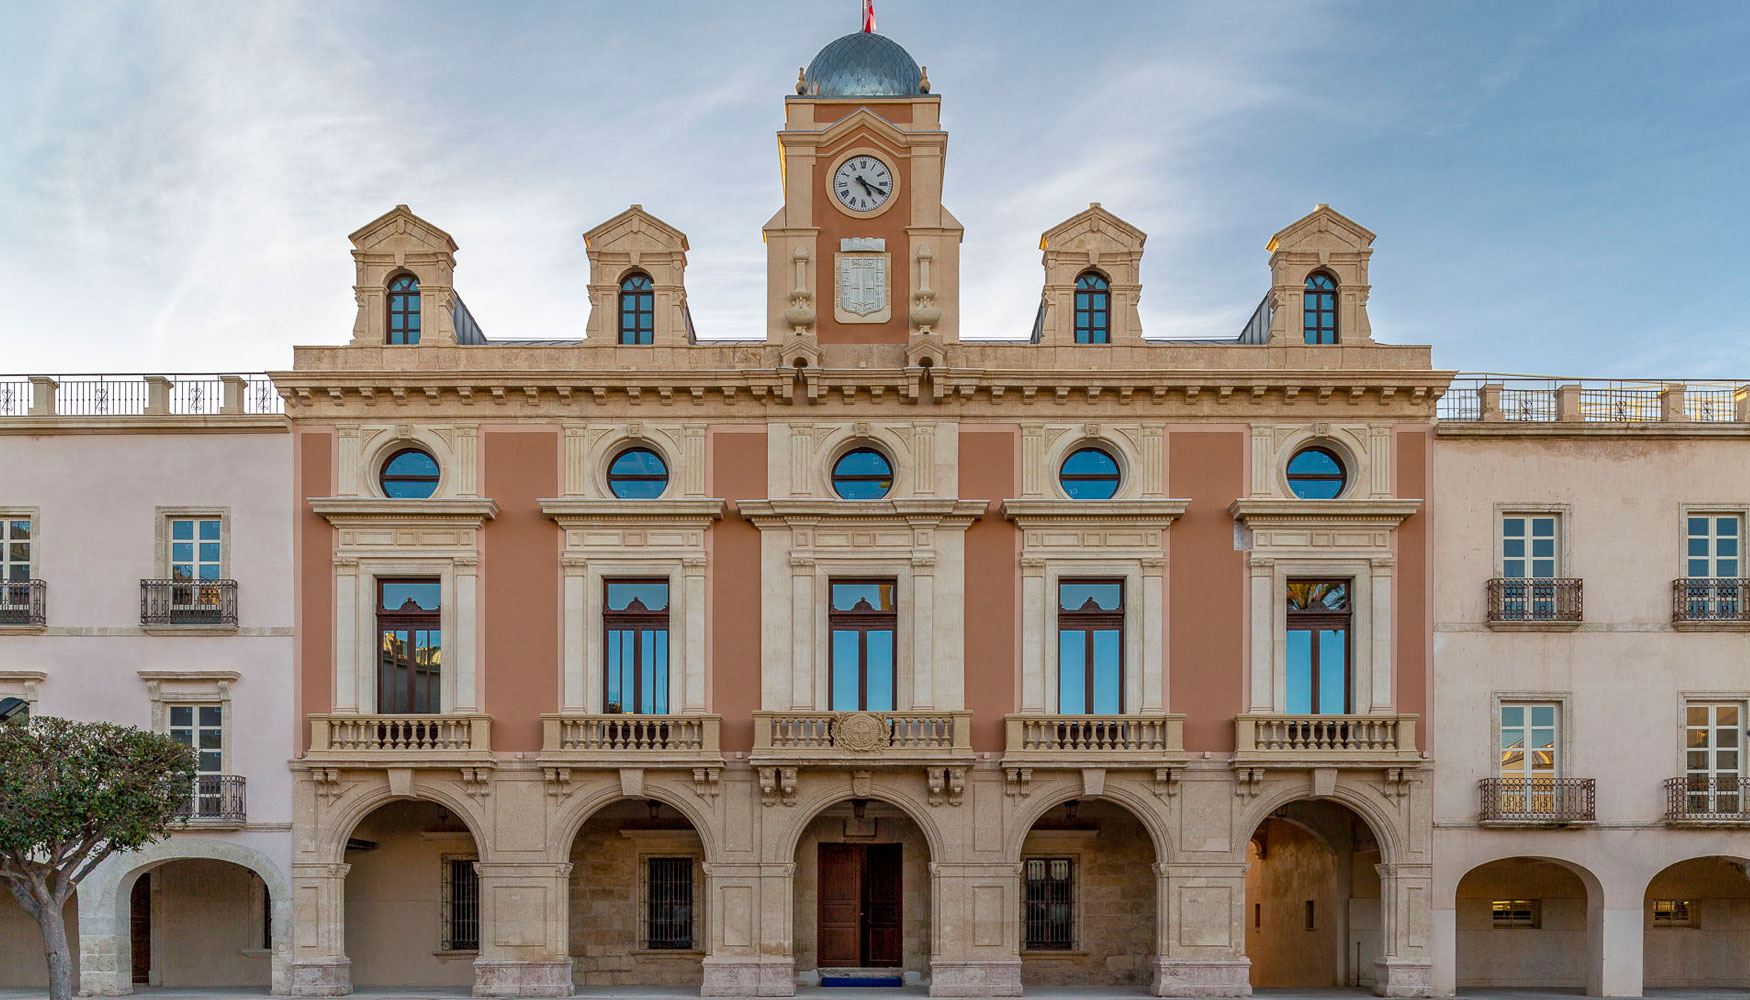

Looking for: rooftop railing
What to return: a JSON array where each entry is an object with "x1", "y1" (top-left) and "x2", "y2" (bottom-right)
[
  {"x1": 0, "y1": 374, "x2": 283, "y2": 417},
  {"x1": 1439, "y1": 376, "x2": 1750, "y2": 424}
]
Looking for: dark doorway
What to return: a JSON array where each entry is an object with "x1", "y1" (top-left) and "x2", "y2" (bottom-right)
[
  {"x1": 817, "y1": 843, "x2": 903, "y2": 967},
  {"x1": 129, "y1": 873, "x2": 151, "y2": 984}
]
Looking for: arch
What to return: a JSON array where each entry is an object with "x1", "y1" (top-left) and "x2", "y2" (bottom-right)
[
  {"x1": 1237, "y1": 780, "x2": 1405, "y2": 865},
  {"x1": 315, "y1": 780, "x2": 492, "y2": 865},
  {"x1": 1073, "y1": 270, "x2": 1111, "y2": 345},
  {"x1": 1641, "y1": 854, "x2": 1750, "y2": 989},
  {"x1": 1452, "y1": 854, "x2": 1603, "y2": 992},
  {"x1": 1303, "y1": 270, "x2": 1338, "y2": 344},
  {"x1": 1002, "y1": 775, "x2": 1174, "y2": 865},
  {"x1": 385, "y1": 271, "x2": 421, "y2": 345},
  {"x1": 618, "y1": 270, "x2": 656, "y2": 345},
  {"x1": 767, "y1": 782, "x2": 948, "y2": 865},
  {"x1": 548, "y1": 777, "x2": 723, "y2": 865}
]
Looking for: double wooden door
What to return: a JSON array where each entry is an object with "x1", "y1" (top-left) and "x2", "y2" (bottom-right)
[{"x1": 817, "y1": 843, "x2": 902, "y2": 968}]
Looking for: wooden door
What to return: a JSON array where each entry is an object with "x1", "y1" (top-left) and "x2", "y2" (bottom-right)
[
  {"x1": 129, "y1": 873, "x2": 151, "y2": 984},
  {"x1": 817, "y1": 844, "x2": 863, "y2": 967},
  {"x1": 864, "y1": 843, "x2": 903, "y2": 967}
]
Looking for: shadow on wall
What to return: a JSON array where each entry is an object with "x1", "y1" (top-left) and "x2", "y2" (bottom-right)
[
  {"x1": 1246, "y1": 800, "x2": 1382, "y2": 989},
  {"x1": 0, "y1": 891, "x2": 77, "y2": 989}
]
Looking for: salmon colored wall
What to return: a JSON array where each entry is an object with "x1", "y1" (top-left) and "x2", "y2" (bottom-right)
[
  {"x1": 813, "y1": 130, "x2": 912, "y2": 345},
  {"x1": 1394, "y1": 427, "x2": 1432, "y2": 749},
  {"x1": 711, "y1": 429, "x2": 766, "y2": 752},
  {"x1": 959, "y1": 426, "x2": 1018, "y2": 752},
  {"x1": 1168, "y1": 428, "x2": 1246, "y2": 752},
  {"x1": 812, "y1": 102, "x2": 915, "y2": 125},
  {"x1": 296, "y1": 429, "x2": 334, "y2": 755},
  {"x1": 482, "y1": 429, "x2": 559, "y2": 753}
]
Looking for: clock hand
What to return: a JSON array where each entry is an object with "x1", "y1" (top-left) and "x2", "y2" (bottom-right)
[{"x1": 855, "y1": 176, "x2": 876, "y2": 196}]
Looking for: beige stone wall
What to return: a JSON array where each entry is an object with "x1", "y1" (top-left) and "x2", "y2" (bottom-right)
[
  {"x1": 0, "y1": 891, "x2": 77, "y2": 988},
  {"x1": 1454, "y1": 859, "x2": 1587, "y2": 988},
  {"x1": 1018, "y1": 799, "x2": 1154, "y2": 987},
  {"x1": 148, "y1": 858, "x2": 271, "y2": 987},
  {"x1": 1246, "y1": 819, "x2": 1341, "y2": 987},
  {"x1": 1643, "y1": 856, "x2": 1750, "y2": 988},
  {"x1": 791, "y1": 801, "x2": 931, "y2": 979},
  {"x1": 342, "y1": 800, "x2": 478, "y2": 988},
  {"x1": 568, "y1": 799, "x2": 704, "y2": 987}
]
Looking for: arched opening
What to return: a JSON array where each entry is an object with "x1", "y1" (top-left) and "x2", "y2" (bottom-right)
[
  {"x1": 1018, "y1": 797, "x2": 1157, "y2": 991},
  {"x1": 343, "y1": 799, "x2": 482, "y2": 989},
  {"x1": 1643, "y1": 855, "x2": 1750, "y2": 988},
  {"x1": 0, "y1": 889, "x2": 77, "y2": 988},
  {"x1": 115, "y1": 859, "x2": 271, "y2": 988},
  {"x1": 1454, "y1": 857, "x2": 1593, "y2": 989},
  {"x1": 1244, "y1": 799, "x2": 1381, "y2": 989},
  {"x1": 792, "y1": 799, "x2": 931, "y2": 987},
  {"x1": 567, "y1": 798, "x2": 707, "y2": 990}
]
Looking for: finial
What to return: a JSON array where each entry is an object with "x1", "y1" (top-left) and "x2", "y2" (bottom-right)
[
  {"x1": 919, "y1": 66, "x2": 930, "y2": 94},
  {"x1": 795, "y1": 67, "x2": 806, "y2": 95}
]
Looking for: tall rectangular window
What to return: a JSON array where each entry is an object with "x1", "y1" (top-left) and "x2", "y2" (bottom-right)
[
  {"x1": 1686, "y1": 701, "x2": 1743, "y2": 813},
  {"x1": 1500, "y1": 702, "x2": 1558, "y2": 813},
  {"x1": 605, "y1": 580, "x2": 670, "y2": 714},
  {"x1": 168, "y1": 517, "x2": 223, "y2": 580},
  {"x1": 645, "y1": 857, "x2": 695, "y2": 950},
  {"x1": 1688, "y1": 515, "x2": 1742, "y2": 578},
  {"x1": 440, "y1": 856, "x2": 479, "y2": 951},
  {"x1": 1, "y1": 517, "x2": 31, "y2": 581},
  {"x1": 1501, "y1": 514, "x2": 1560, "y2": 579},
  {"x1": 830, "y1": 580, "x2": 896, "y2": 711},
  {"x1": 169, "y1": 703, "x2": 223, "y2": 817},
  {"x1": 1023, "y1": 857, "x2": 1076, "y2": 951},
  {"x1": 1285, "y1": 580, "x2": 1350, "y2": 715},
  {"x1": 378, "y1": 579, "x2": 441, "y2": 714},
  {"x1": 1057, "y1": 580, "x2": 1123, "y2": 714}
]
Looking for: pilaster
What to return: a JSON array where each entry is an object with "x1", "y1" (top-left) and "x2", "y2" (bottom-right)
[
  {"x1": 1152, "y1": 861, "x2": 1252, "y2": 997},
  {"x1": 471, "y1": 861, "x2": 575, "y2": 998}
]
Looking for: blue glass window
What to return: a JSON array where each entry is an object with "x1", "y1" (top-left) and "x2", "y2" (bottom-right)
[
  {"x1": 605, "y1": 580, "x2": 669, "y2": 714},
  {"x1": 1285, "y1": 580, "x2": 1349, "y2": 715},
  {"x1": 607, "y1": 447, "x2": 669, "y2": 499},
  {"x1": 378, "y1": 578, "x2": 441, "y2": 714},
  {"x1": 619, "y1": 273, "x2": 655, "y2": 345},
  {"x1": 1058, "y1": 581, "x2": 1123, "y2": 713},
  {"x1": 1286, "y1": 447, "x2": 1345, "y2": 499},
  {"x1": 1060, "y1": 447, "x2": 1121, "y2": 499},
  {"x1": 1303, "y1": 272, "x2": 1337, "y2": 344},
  {"x1": 387, "y1": 274, "x2": 421, "y2": 345},
  {"x1": 829, "y1": 580, "x2": 896, "y2": 711},
  {"x1": 832, "y1": 448, "x2": 894, "y2": 500},
  {"x1": 380, "y1": 448, "x2": 440, "y2": 499},
  {"x1": 169, "y1": 518, "x2": 223, "y2": 581},
  {"x1": 1073, "y1": 272, "x2": 1110, "y2": 344}
]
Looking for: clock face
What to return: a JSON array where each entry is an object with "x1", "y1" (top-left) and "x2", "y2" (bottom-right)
[{"x1": 832, "y1": 155, "x2": 893, "y2": 213}]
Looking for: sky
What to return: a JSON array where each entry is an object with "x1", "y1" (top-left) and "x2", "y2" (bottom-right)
[{"x1": 1, "y1": 0, "x2": 1747, "y2": 378}]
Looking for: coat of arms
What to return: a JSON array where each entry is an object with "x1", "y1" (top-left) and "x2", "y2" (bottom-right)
[{"x1": 834, "y1": 237, "x2": 891, "y2": 323}]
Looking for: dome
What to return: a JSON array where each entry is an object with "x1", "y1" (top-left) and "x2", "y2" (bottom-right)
[{"x1": 800, "y1": 32, "x2": 924, "y2": 98}]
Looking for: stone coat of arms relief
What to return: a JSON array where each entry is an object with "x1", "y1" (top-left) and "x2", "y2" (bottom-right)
[{"x1": 834, "y1": 236, "x2": 891, "y2": 323}]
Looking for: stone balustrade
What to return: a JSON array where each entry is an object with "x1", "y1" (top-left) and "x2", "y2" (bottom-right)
[
  {"x1": 750, "y1": 710, "x2": 973, "y2": 764},
  {"x1": 1232, "y1": 713, "x2": 1421, "y2": 766},
  {"x1": 307, "y1": 713, "x2": 492, "y2": 763},
  {"x1": 1001, "y1": 713, "x2": 1186, "y2": 765},
  {"x1": 538, "y1": 712, "x2": 723, "y2": 765}
]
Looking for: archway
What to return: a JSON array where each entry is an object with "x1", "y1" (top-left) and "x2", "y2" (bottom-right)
[
  {"x1": 567, "y1": 798, "x2": 708, "y2": 990},
  {"x1": 1244, "y1": 799, "x2": 1382, "y2": 989},
  {"x1": 1454, "y1": 857, "x2": 1595, "y2": 989},
  {"x1": 343, "y1": 799, "x2": 483, "y2": 989},
  {"x1": 119, "y1": 858, "x2": 272, "y2": 988},
  {"x1": 792, "y1": 798, "x2": 932, "y2": 987},
  {"x1": 1016, "y1": 797, "x2": 1157, "y2": 992},
  {"x1": 1643, "y1": 855, "x2": 1750, "y2": 988},
  {"x1": 0, "y1": 889, "x2": 77, "y2": 989}
]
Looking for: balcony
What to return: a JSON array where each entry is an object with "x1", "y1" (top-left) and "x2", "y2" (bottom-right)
[
  {"x1": 307, "y1": 713, "x2": 492, "y2": 766},
  {"x1": 176, "y1": 775, "x2": 247, "y2": 825},
  {"x1": 1002, "y1": 714, "x2": 1186, "y2": 766},
  {"x1": 1672, "y1": 579, "x2": 1750, "y2": 629},
  {"x1": 1232, "y1": 714, "x2": 1421, "y2": 767},
  {"x1": 1664, "y1": 776, "x2": 1750, "y2": 825},
  {"x1": 751, "y1": 710, "x2": 972, "y2": 766},
  {"x1": 1479, "y1": 777, "x2": 1596, "y2": 825},
  {"x1": 0, "y1": 580, "x2": 45, "y2": 628},
  {"x1": 539, "y1": 713, "x2": 723, "y2": 767},
  {"x1": 1487, "y1": 578, "x2": 1583, "y2": 629},
  {"x1": 141, "y1": 579, "x2": 238, "y2": 630}
]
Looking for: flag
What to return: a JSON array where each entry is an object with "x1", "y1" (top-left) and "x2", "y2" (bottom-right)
[{"x1": 862, "y1": 0, "x2": 876, "y2": 33}]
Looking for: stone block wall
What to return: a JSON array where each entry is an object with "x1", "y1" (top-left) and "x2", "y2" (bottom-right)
[
  {"x1": 1018, "y1": 799, "x2": 1156, "y2": 987},
  {"x1": 568, "y1": 800, "x2": 705, "y2": 987}
]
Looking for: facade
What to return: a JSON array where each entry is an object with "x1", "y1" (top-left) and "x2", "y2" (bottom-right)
[{"x1": 0, "y1": 374, "x2": 295, "y2": 993}]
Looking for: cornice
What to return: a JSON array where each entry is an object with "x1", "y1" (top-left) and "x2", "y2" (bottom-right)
[
  {"x1": 136, "y1": 670, "x2": 243, "y2": 684},
  {"x1": 0, "y1": 415, "x2": 287, "y2": 436},
  {"x1": 539, "y1": 498, "x2": 726, "y2": 523},
  {"x1": 736, "y1": 497, "x2": 988, "y2": 528},
  {"x1": 1228, "y1": 497, "x2": 1422, "y2": 526},
  {"x1": 307, "y1": 497, "x2": 500, "y2": 524},
  {"x1": 1438, "y1": 421, "x2": 1750, "y2": 440},
  {"x1": 1000, "y1": 498, "x2": 1191, "y2": 526}
]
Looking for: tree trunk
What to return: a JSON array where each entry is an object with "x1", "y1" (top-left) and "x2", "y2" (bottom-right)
[{"x1": 33, "y1": 881, "x2": 75, "y2": 1000}]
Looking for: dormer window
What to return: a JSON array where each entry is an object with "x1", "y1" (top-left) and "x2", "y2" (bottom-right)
[
  {"x1": 1303, "y1": 272, "x2": 1337, "y2": 344},
  {"x1": 619, "y1": 273, "x2": 655, "y2": 345},
  {"x1": 387, "y1": 274, "x2": 420, "y2": 345},
  {"x1": 1073, "y1": 272, "x2": 1110, "y2": 345}
]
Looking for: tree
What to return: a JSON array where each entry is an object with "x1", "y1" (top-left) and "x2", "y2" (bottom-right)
[{"x1": 0, "y1": 716, "x2": 195, "y2": 1000}]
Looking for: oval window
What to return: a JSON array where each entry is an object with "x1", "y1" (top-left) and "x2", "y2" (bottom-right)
[
  {"x1": 380, "y1": 448, "x2": 440, "y2": 499},
  {"x1": 832, "y1": 448, "x2": 894, "y2": 500},
  {"x1": 1059, "y1": 447, "x2": 1121, "y2": 499},
  {"x1": 1286, "y1": 446, "x2": 1346, "y2": 499},
  {"x1": 607, "y1": 447, "x2": 669, "y2": 499}
]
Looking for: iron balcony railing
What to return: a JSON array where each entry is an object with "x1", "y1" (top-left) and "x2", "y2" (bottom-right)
[
  {"x1": 1487, "y1": 578, "x2": 1583, "y2": 623},
  {"x1": 0, "y1": 374, "x2": 284, "y2": 417},
  {"x1": 176, "y1": 775, "x2": 247, "y2": 824},
  {"x1": 0, "y1": 580, "x2": 46, "y2": 626},
  {"x1": 1664, "y1": 776, "x2": 1750, "y2": 823},
  {"x1": 141, "y1": 579, "x2": 238, "y2": 627},
  {"x1": 1672, "y1": 579, "x2": 1750, "y2": 624},
  {"x1": 1438, "y1": 376, "x2": 1750, "y2": 423},
  {"x1": 1479, "y1": 777, "x2": 1595, "y2": 823}
]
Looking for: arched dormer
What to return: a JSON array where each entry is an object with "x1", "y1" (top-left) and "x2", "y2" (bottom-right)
[
  {"x1": 347, "y1": 205, "x2": 459, "y2": 347},
  {"x1": 584, "y1": 206, "x2": 693, "y2": 346},
  {"x1": 1035, "y1": 203, "x2": 1145, "y2": 345},
  {"x1": 1265, "y1": 204, "x2": 1376, "y2": 346}
]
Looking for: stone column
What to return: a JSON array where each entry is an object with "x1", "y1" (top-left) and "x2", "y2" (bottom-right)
[
  {"x1": 1152, "y1": 861, "x2": 1252, "y2": 997},
  {"x1": 927, "y1": 861, "x2": 1022, "y2": 997},
  {"x1": 1373, "y1": 862, "x2": 1433, "y2": 997},
  {"x1": 1591, "y1": 902, "x2": 1643, "y2": 997},
  {"x1": 454, "y1": 555, "x2": 480, "y2": 712},
  {"x1": 701, "y1": 861, "x2": 796, "y2": 997},
  {"x1": 472, "y1": 861, "x2": 574, "y2": 998},
  {"x1": 683, "y1": 555, "x2": 709, "y2": 712},
  {"x1": 1018, "y1": 556, "x2": 1047, "y2": 711},
  {"x1": 288, "y1": 862, "x2": 351, "y2": 996},
  {"x1": 1141, "y1": 556, "x2": 1166, "y2": 712}
]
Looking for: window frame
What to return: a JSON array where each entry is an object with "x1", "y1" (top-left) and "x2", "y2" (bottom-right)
[
  {"x1": 1497, "y1": 509, "x2": 1567, "y2": 579},
  {"x1": 1285, "y1": 579, "x2": 1353, "y2": 715},
  {"x1": 439, "y1": 854, "x2": 480, "y2": 952},
  {"x1": 386, "y1": 273, "x2": 421, "y2": 346},
  {"x1": 606, "y1": 446, "x2": 671, "y2": 500},
  {"x1": 1490, "y1": 899, "x2": 1541, "y2": 928},
  {"x1": 618, "y1": 272, "x2": 656, "y2": 345},
  {"x1": 603, "y1": 578, "x2": 671, "y2": 714},
  {"x1": 154, "y1": 507, "x2": 230, "y2": 581},
  {"x1": 642, "y1": 856, "x2": 698, "y2": 951},
  {"x1": 830, "y1": 447, "x2": 896, "y2": 501},
  {"x1": 376, "y1": 577, "x2": 443, "y2": 715},
  {"x1": 1497, "y1": 700, "x2": 1561, "y2": 785},
  {"x1": 1021, "y1": 855, "x2": 1078, "y2": 952},
  {"x1": 166, "y1": 702, "x2": 225, "y2": 778},
  {"x1": 1650, "y1": 899, "x2": 1694, "y2": 927},
  {"x1": 1056, "y1": 578, "x2": 1125, "y2": 714},
  {"x1": 1303, "y1": 270, "x2": 1338, "y2": 345},
  {"x1": 379, "y1": 447, "x2": 442, "y2": 500},
  {"x1": 0, "y1": 509, "x2": 37, "y2": 583},
  {"x1": 1072, "y1": 271, "x2": 1111, "y2": 345},
  {"x1": 1682, "y1": 697, "x2": 1745, "y2": 813},
  {"x1": 1684, "y1": 510, "x2": 1744, "y2": 580},
  {"x1": 828, "y1": 578, "x2": 899, "y2": 711},
  {"x1": 1058, "y1": 447, "x2": 1122, "y2": 501},
  {"x1": 1285, "y1": 446, "x2": 1347, "y2": 500}
]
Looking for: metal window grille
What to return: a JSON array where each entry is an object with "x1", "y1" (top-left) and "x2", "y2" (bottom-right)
[
  {"x1": 645, "y1": 857, "x2": 695, "y2": 950},
  {"x1": 1022, "y1": 857, "x2": 1076, "y2": 951},
  {"x1": 1490, "y1": 899, "x2": 1538, "y2": 927},
  {"x1": 441, "y1": 856, "x2": 480, "y2": 951}
]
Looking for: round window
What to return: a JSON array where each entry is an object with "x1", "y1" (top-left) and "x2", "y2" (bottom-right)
[
  {"x1": 607, "y1": 447, "x2": 669, "y2": 499},
  {"x1": 1286, "y1": 446, "x2": 1346, "y2": 499},
  {"x1": 1059, "y1": 447, "x2": 1121, "y2": 500},
  {"x1": 832, "y1": 448, "x2": 894, "y2": 500},
  {"x1": 380, "y1": 448, "x2": 440, "y2": 499}
]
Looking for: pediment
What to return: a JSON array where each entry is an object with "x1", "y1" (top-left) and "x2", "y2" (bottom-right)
[
  {"x1": 584, "y1": 205, "x2": 690, "y2": 253},
  {"x1": 816, "y1": 107, "x2": 914, "y2": 150},
  {"x1": 348, "y1": 204, "x2": 457, "y2": 254},
  {"x1": 1266, "y1": 204, "x2": 1375, "y2": 254},
  {"x1": 1040, "y1": 203, "x2": 1147, "y2": 252}
]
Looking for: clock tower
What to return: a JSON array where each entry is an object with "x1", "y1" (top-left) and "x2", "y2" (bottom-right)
[{"x1": 764, "y1": 30, "x2": 962, "y2": 345}]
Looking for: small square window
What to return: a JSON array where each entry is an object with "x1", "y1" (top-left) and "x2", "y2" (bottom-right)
[{"x1": 1491, "y1": 899, "x2": 1539, "y2": 928}]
